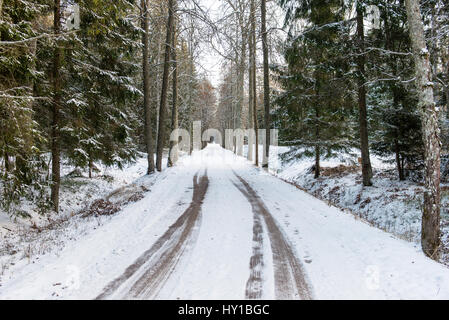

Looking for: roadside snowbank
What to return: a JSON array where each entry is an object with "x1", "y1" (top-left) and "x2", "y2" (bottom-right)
[{"x1": 264, "y1": 147, "x2": 449, "y2": 265}]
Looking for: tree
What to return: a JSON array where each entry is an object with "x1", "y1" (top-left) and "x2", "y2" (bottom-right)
[
  {"x1": 277, "y1": 0, "x2": 353, "y2": 177},
  {"x1": 365, "y1": 0, "x2": 421, "y2": 182},
  {"x1": 261, "y1": 0, "x2": 270, "y2": 167},
  {"x1": 248, "y1": 0, "x2": 258, "y2": 165},
  {"x1": 197, "y1": 78, "x2": 217, "y2": 134},
  {"x1": 50, "y1": 0, "x2": 62, "y2": 212},
  {"x1": 156, "y1": 0, "x2": 175, "y2": 171},
  {"x1": 370, "y1": 83, "x2": 423, "y2": 181},
  {"x1": 142, "y1": 0, "x2": 155, "y2": 174},
  {"x1": 356, "y1": 2, "x2": 373, "y2": 186},
  {"x1": 61, "y1": 0, "x2": 141, "y2": 175},
  {"x1": 168, "y1": 17, "x2": 178, "y2": 167},
  {"x1": 405, "y1": 0, "x2": 442, "y2": 259},
  {"x1": 0, "y1": 0, "x2": 53, "y2": 215}
]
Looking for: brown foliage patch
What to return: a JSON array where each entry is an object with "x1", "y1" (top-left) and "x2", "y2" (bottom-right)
[
  {"x1": 320, "y1": 165, "x2": 359, "y2": 177},
  {"x1": 82, "y1": 199, "x2": 121, "y2": 218},
  {"x1": 126, "y1": 192, "x2": 145, "y2": 204},
  {"x1": 360, "y1": 197, "x2": 372, "y2": 209}
]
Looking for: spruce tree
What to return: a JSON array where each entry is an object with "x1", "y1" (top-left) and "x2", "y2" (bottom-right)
[{"x1": 277, "y1": 0, "x2": 354, "y2": 177}]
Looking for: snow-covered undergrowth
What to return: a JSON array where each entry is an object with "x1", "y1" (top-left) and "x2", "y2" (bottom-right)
[
  {"x1": 268, "y1": 147, "x2": 449, "y2": 265},
  {"x1": 0, "y1": 156, "x2": 155, "y2": 282}
]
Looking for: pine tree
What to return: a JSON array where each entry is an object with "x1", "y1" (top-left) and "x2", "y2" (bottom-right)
[
  {"x1": 370, "y1": 83, "x2": 423, "y2": 180},
  {"x1": 277, "y1": 0, "x2": 354, "y2": 177},
  {"x1": 62, "y1": 0, "x2": 141, "y2": 174},
  {"x1": 0, "y1": 0, "x2": 51, "y2": 215},
  {"x1": 366, "y1": 0, "x2": 423, "y2": 181}
]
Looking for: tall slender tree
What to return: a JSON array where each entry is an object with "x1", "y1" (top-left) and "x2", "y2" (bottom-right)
[
  {"x1": 261, "y1": 0, "x2": 270, "y2": 167},
  {"x1": 141, "y1": 0, "x2": 155, "y2": 174},
  {"x1": 250, "y1": 0, "x2": 258, "y2": 166},
  {"x1": 248, "y1": 35, "x2": 254, "y2": 161},
  {"x1": 168, "y1": 16, "x2": 179, "y2": 167},
  {"x1": 156, "y1": 0, "x2": 175, "y2": 171},
  {"x1": 51, "y1": 0, "x2": 62, "y2": 212},
  {"x1": 405, "y1": 0, "x2": 441, "y2": 259},
  {"x1": 356, "y1": 2, "x2": 373, "y2": 186}
]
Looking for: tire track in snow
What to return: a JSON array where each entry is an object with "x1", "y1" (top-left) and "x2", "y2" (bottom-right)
[
  {"x1": 96, "y1": 171, "x2": 209, "y2": 300},
  {"x1": 232, "y1": 171, "x2": 313, "y2": 300},
  {"x1": 244, "y1": 208, "x2": 264, "y2": 299}
]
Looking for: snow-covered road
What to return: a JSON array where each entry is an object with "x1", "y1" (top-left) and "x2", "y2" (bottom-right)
[{"x1": 1, "y1": 144, "x2": 449, "y2": 299}]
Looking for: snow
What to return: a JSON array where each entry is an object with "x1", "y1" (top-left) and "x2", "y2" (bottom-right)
[
  {"x1": 265, "y1": 146, "x2": 449, "y2": 263},
  {"x1": 1, "y1": 144, "x2": 449, "y2": 299},
  {"x1": 157, "y1": 164, "x2": 254, "y2": 299},
  {"x1": 231, "y1": 160, "x2": 449, "y2": 299}
]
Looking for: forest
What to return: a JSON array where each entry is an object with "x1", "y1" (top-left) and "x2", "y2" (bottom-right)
[{"x1": 1, "y1": 0, "x2": 449, "y2": 300}]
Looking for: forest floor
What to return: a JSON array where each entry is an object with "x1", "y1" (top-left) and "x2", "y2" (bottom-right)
[{"x1": 1, "y1": 145, "x2": 449, "y2": 299}]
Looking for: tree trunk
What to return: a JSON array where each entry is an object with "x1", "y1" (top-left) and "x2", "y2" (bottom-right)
[
  {"x1": 314, "y1": 105, "x2": 320, "y2": 178},
  {"x1": 405, "y1": 0, "x2": 441, "y2": 260},
  {"x1": 248, "y1": 0, "x2": 255, "y2": 162},
  {"x1": 392, "y1": 84, "x2": 405, "y2": 181},
  {"x1": 156, "y1": 0, "x2": 175, "y2": 172},
  {"x1": 4, "y1": 152, "x2": 10, "y2": 172},
  {"x1": 142, "y1": 0, "x2": 155, "y2": 174},
  {"x1": 314, "y1": 145, "x2": 320, "y2": 179},
  {"x1": 446, "y1": 86, "x2": 449, "y2": 118},
  {"x1": 251, "y1": 0, "x2": 258, "y2": 166},
  {"x1": 88, "y1": 156, "x2": 93, "y2": 179},
  {"x1": 356, "y1": 5, "x2": 373, "y2": 186},
  {"x1": 248, "y1": 44, "x2": 254, "y2": 161},
  {"x1": 445, "y1": 58, "x2": 449, "y2": 117},
  {"x1": 51, "y1": 0, "x2": 62, "y2": 213},
  {"x1": 394, "y1": 139, "x2": 405, "y2": 181},
  {"x1": 237, "y1": 28, "x2": 246, "y2": 130},
  {"x1": 261, "y1": 0, "x2": 270, "y2": 168},
  {"x1": 168, "y1": 22, "x2": 178, "y2": 167},
  {"x1": 154, "y1": 33, "x2": 162, "y2": 153}
]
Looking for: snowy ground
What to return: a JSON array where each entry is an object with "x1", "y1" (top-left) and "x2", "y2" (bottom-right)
[
  {"x1": 0, "y1": 156, "x2": 153, "y2": 282},
  {"x1": 0, "y1": 157, "x2": 149, "y2": 235},
  {"x1": 266, "y1": 147, "x2": 449, "y2": 264},
  {"x1": 1, "y1": 144, "x2": 449, "y2": 299}
]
